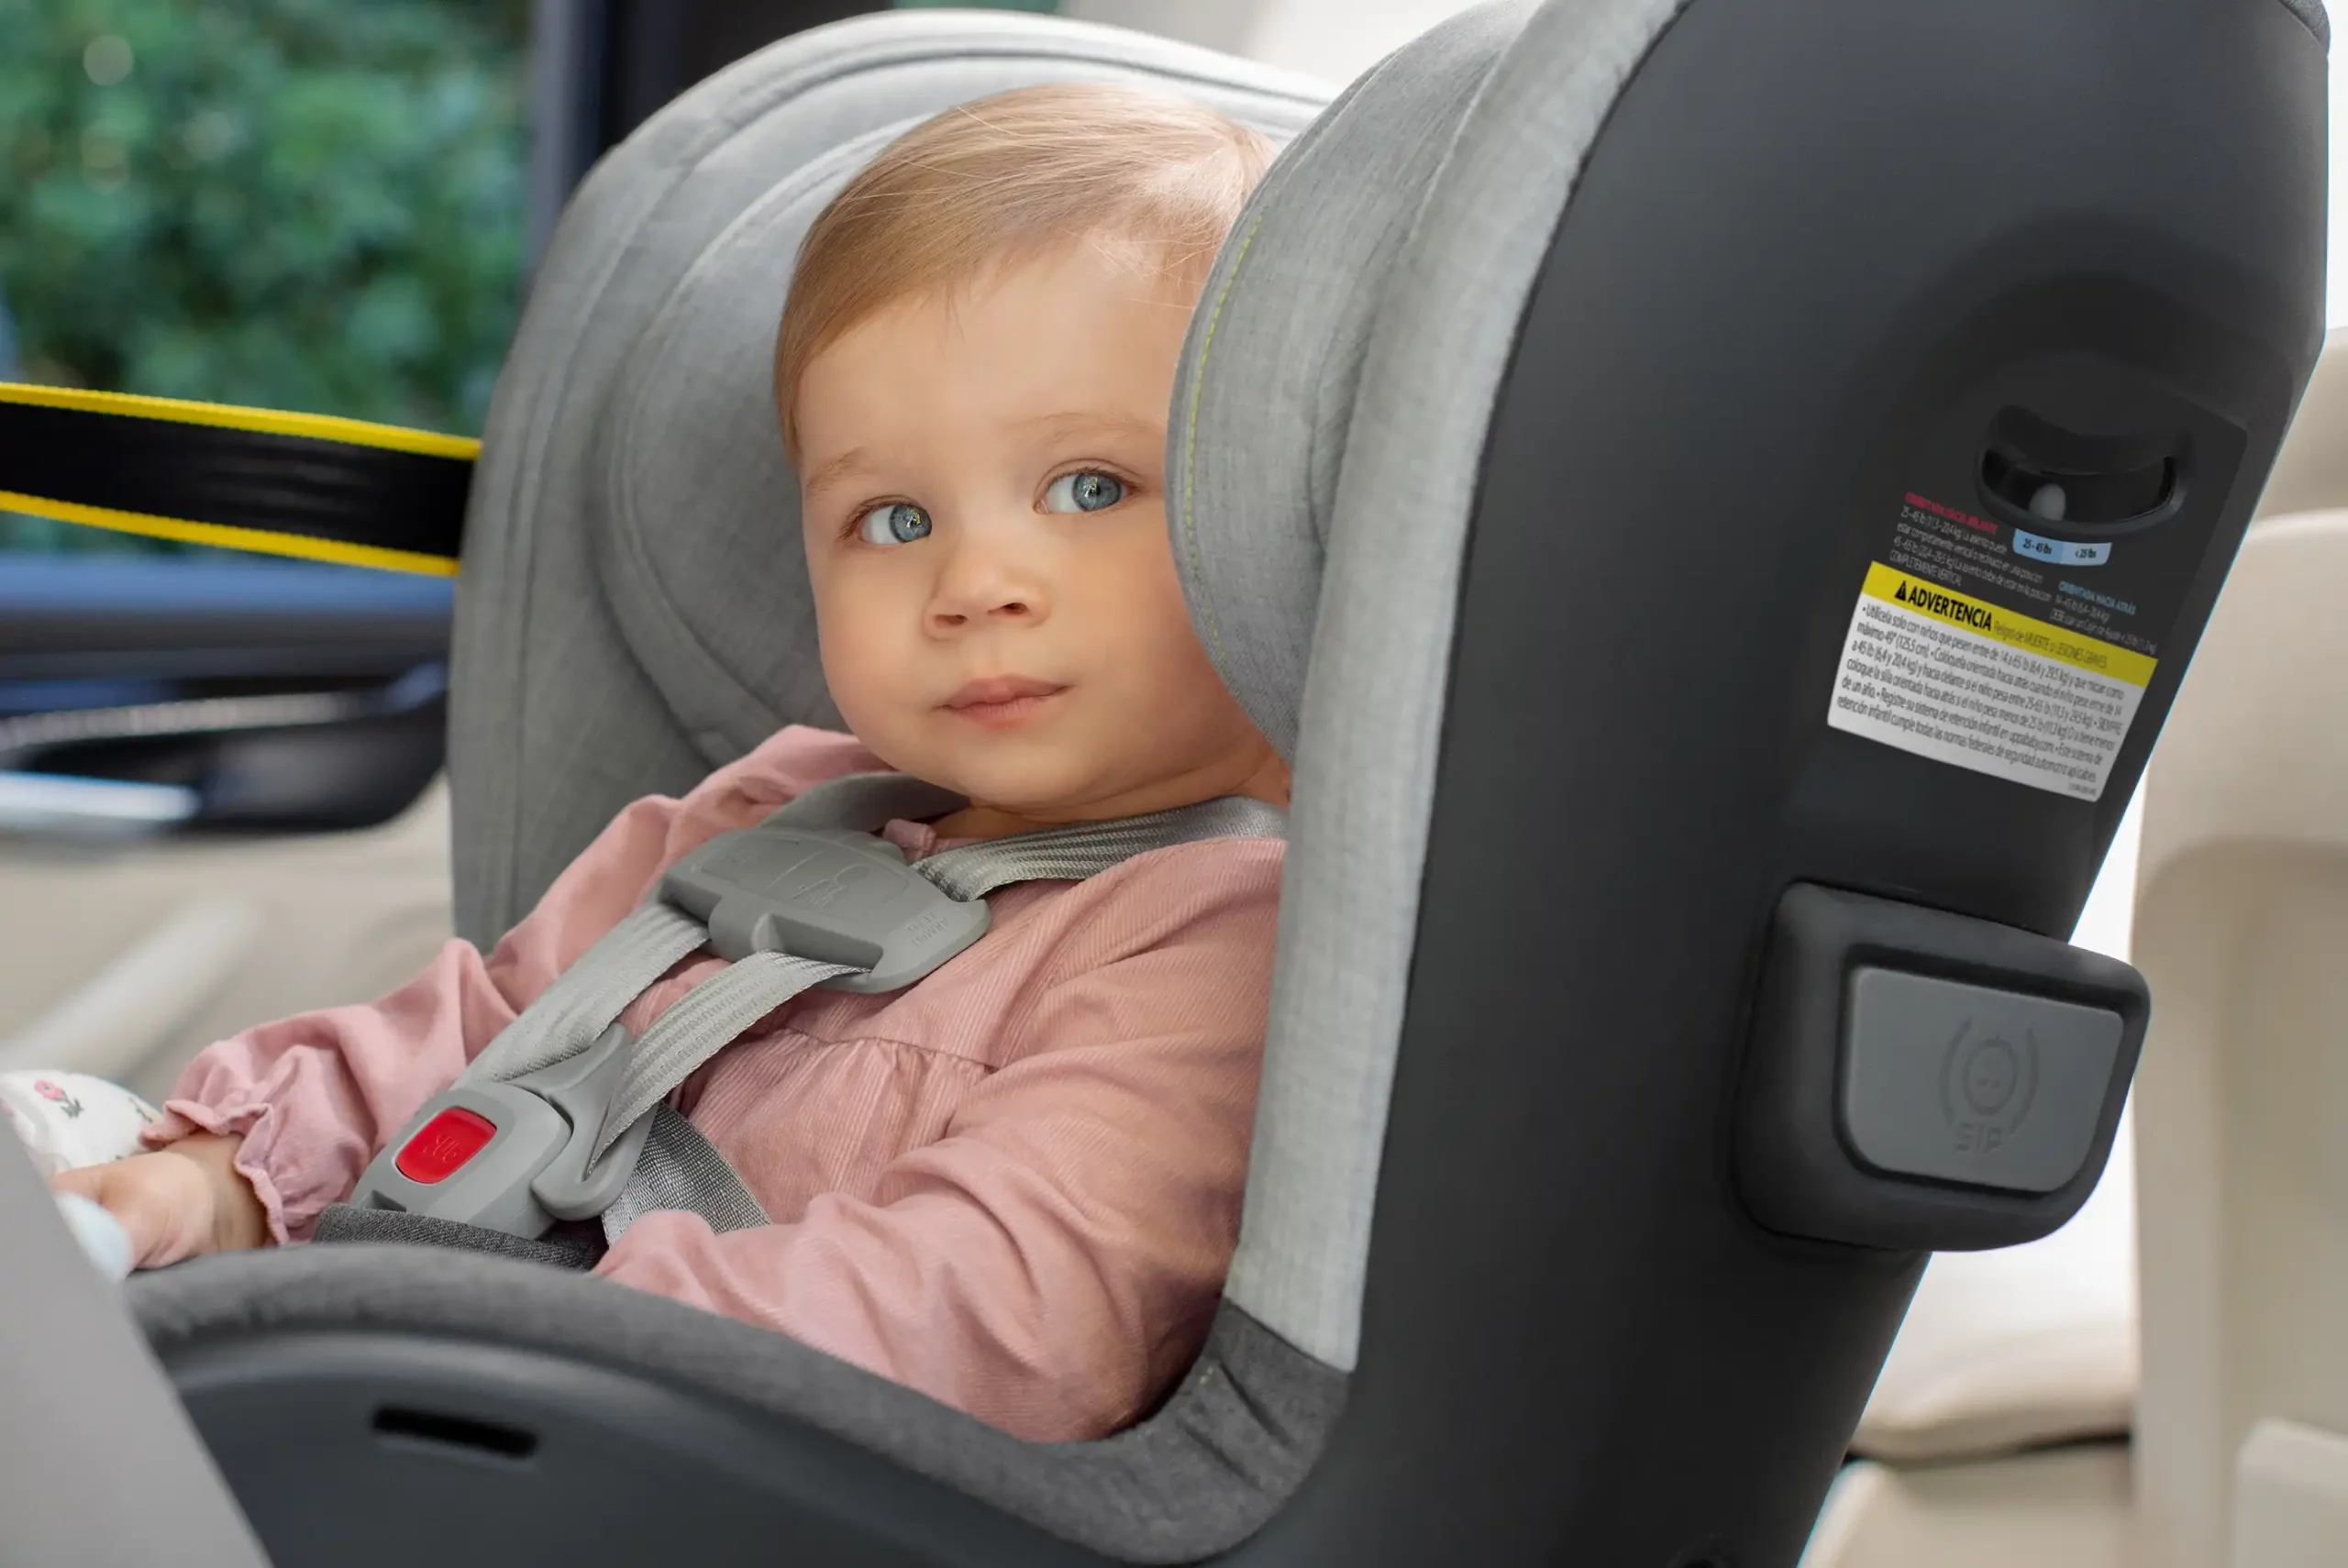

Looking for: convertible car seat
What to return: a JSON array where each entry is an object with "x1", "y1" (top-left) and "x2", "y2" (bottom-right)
[{"x1": 0, "y1": 2, "x2": 2330, "y2": 1565}]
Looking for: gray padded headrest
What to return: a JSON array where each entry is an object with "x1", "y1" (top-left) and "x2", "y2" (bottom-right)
[
  {"x1": 1165, "y1": 0, "x2": 1540, "y2": 763},
  {"x1": 449, "y1": 12, "x2": 1326, "y2": 943}
]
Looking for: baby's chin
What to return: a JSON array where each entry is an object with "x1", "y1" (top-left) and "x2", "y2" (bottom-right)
[
  {"x1": 873, "y1": 732, "x2": 1127, "y2": 822},
  {"x1": 921, "y1": 751, "x2": 1112, "y2": 820}
]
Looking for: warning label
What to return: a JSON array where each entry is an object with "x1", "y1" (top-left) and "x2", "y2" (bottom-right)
[{"x1": 1830, "y1": 562, "x2": 2155, "y2": 801}]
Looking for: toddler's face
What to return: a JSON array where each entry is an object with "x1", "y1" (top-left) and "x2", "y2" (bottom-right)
[{"x1": 792, "y1": 241, "x2": 1279, "y2": 824}]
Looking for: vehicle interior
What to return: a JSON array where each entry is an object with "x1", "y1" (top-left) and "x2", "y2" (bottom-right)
[{"x1": 0, "y1": 1, "x2": 2342, "y2": 1564}]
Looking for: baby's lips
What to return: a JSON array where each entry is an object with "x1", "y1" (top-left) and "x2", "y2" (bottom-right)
[{"x1": 941, "y1": 673, "x2": 1068, "y2": 710}]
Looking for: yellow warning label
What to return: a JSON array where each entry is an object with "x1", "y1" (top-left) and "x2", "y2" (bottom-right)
[{"x1": 1858, "y1": 562, "x2": 2156, "y2": 688}]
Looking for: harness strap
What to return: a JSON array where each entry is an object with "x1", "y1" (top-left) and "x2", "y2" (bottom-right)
[
  {"x1": 343, "y1": 775, "x2": 1288, "y2": 1255},
  {"x1": 587, "y1": 791, "x2": 1294, "y2": 1169},
  {"x1": 311, "y1": 1203, "x2": 606, "y2": 1269},
  {"x1": 914, "y1": 793, "x2": 1290, "y2": 898},
  {"x1": 461, "y1": 901, "x2": 709, "y2": 1088},
  {"x1": 593, "y1": 951, "x2": 856, "y2": 1165},
  {"x1": 458, "y1": 773, "x2": 959, "y2": 1097},
  {"x1": 602, "y1": 1106, "x2": 769, "y2": 1242}
]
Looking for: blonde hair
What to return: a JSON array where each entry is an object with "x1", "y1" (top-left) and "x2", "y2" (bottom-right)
[{"x1": 775, "y1": 83, "x2": 1274, "y2": 461}]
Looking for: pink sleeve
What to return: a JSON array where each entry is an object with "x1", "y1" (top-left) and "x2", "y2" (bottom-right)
[
  {"x1": 147, "y1": 939, "x2": 527, "y2": 1243},
  {"x1": 591, "y1": 858, "x2": 1278, "y2": 1443},
  {"x1": 145, "y1": 725, "x2": 886, "y2": 1242}
]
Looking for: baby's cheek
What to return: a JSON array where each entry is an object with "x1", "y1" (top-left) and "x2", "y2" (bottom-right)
[
  {"x1": 1132, "y1": 564, "x2": 1227, "y2": 685},
  {"x1": 816, "y1": 624, "x2": 899, "y2": 734},
  {"x1": 1125, "y1": 537, "x2": 1209, "y2": 659},
  {"x1": 1121, "y1": 605, "x2": 1240, "y2": 745}
]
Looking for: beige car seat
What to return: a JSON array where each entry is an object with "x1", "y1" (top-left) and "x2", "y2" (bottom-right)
[{"x1": 2132, "y1": 470, "x2": 2348, "y2": 1564}]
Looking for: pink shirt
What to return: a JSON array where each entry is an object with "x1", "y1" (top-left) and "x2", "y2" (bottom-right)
[{"x1": 146, "y1": 725, "x2": 1283, "y2": 1442}]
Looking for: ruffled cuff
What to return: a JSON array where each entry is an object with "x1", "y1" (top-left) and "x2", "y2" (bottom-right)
[{"x1": 142, "y1": 1099, "x2": 299, "y2": 1245}]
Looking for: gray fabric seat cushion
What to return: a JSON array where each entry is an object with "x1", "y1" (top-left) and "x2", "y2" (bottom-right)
[{"x1": 131, "y1": 1245, "x2": 1341, "y2": 1565}]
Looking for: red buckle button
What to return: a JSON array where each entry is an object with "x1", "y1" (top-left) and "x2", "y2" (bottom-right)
[{"x1": 395, "y1": 1107, "x2": 498, "y2": 1185}]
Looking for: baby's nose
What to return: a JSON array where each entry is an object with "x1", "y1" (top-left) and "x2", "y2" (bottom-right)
[
  {"x1": 927, "y1": 542, "x2": 1047, "y2": 629},
  {"x1": 929, "y1": 592, "x2": 1036, "y2": 630}
]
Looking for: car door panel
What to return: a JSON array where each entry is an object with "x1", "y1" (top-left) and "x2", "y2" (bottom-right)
[
  {"x1": 1, "y1": 558, "x2": 450, "y2": 833},
  {"x1": 0, "y1": 554, "x2": 455, "y2": 1093},
  {"x1": 0, "y1": 895, "x2": 264, "y2": 1083},
  {"x1": 0, "y1": 781, "x2": 453, "y2": 1101}
]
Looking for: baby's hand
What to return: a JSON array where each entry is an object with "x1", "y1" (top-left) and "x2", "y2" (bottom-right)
[{"x1": 50, "y1": 1135, "x2": 269, "y2": 1270}]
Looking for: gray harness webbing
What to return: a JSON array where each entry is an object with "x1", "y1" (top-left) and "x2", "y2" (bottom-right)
[
  {"x1": 602, "y1": 1104, "x2": 770, "y2": 1238},
  {"x1": 320, "y1": 775, "x2": 1285, "y2": 1264}
]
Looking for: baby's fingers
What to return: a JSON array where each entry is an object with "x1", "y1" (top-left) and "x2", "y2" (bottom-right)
[
  {"x1": 48, "y1": 1161, "x2": 116, "y2": 1210},
  {"x1": 50, "y1": 1154, "x2": 210, "y2": 1269}
]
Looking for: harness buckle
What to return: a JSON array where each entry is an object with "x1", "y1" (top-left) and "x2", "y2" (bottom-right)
[
  {"x1": 660, "y1": 823, "x2": 990, "y2": 994},
  {"x1": 349, "y1": 1021, "x2": 653, "y2": 1238}
]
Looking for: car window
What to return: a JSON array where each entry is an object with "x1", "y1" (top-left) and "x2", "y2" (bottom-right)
[{"x1": 0, "y1": 0, "x2": 529, "y2": 568}]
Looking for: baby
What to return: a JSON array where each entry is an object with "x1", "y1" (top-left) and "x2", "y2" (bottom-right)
[{"x1": 47, "y1": 83, "x2": 1287, "y2": 1444}]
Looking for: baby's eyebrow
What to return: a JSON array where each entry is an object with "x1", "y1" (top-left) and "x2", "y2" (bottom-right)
[
  {"x1": 1016, "y1": 411, "x2": 1164, "y2": 444},
  {"x1": 799, "y1": 446, "x2": 875, "y2": 495}
]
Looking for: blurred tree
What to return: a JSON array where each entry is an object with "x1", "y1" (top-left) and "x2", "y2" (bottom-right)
[{"x1": 0, "y1": 0, "x2": 530, "y2": 553}]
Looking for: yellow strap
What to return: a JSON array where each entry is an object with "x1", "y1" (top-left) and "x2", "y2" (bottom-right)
[
  {"x1": 0, "y1": 491, "x2": 460, "y2": 578},
  {"x1": 0, "y1": 381, "x2": 475, "y2": 575},
  {"x1": 0, "y1": 382, "x2": 481, "y2": 461}
]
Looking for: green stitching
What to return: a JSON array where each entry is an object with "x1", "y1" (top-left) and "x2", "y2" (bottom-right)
[{"x1": 1180, "y1": 211, "x2": 1265, "y2": 668}]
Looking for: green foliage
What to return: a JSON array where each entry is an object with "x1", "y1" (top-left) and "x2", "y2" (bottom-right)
[{"x1": 0, "y1": 0, "x2": 529, "y2": 554}]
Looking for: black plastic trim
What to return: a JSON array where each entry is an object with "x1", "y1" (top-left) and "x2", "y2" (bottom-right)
[
  {"x1": 170, "y1": 1332, "x2": 1102, "y2": 1568},
  {"x1": 1733, "y1": 883, "x2": 2148, "y2": 1252}
]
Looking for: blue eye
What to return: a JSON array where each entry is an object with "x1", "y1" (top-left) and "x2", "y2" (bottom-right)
[
  {"x1": 1042, "y1": 470, "x2": 1126, "y2": 513},
  {"x1": 856, "y1": 502, "x2": 932, "y2": 546}
]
